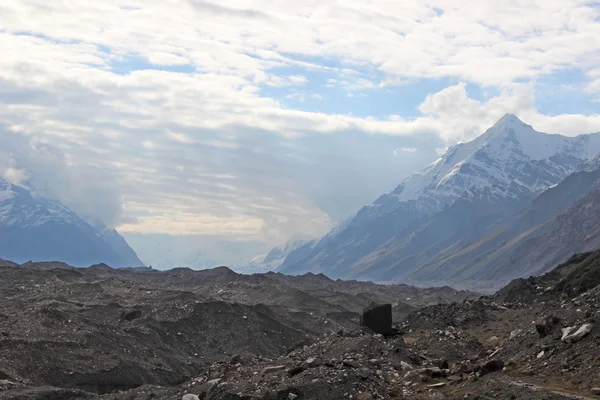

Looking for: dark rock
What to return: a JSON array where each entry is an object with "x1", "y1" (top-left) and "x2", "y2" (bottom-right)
[
  {"x1": 435, "y1": 359, "x2": 450, "y2": 370},
  {"x1": 480, "y1": 359, "x2": 504, "y2": 376},
  {"x1": 535, "y1": 315, "x2": 561, "y2": 337},
  {"x1": 287, "y1": 366, "x2": 306, "y2": 377},
  {"x1": 230, "y1": 354, "x2": 242, "y2": 365},
  {"x1": 360, "y1": 303, "x2": 392, "y2": 335},
  {"x1": 120, "y1": 309, "x2": 142, "y2": 321}
]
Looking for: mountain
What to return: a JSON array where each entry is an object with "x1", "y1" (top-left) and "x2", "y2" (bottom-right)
[
  {"x1": 280, "y1": 114, "x2": 600, "y2": 286},
  {"x1": 242, "y1": 239, "x2": 314, "y2": 272},
  {"x1": 0, "y1": 178, "x2": 143, "y2": 267},
  {"x1": 123, "y1": 233, "x2": 267, "y2": 270},
  {"x1": 88, "y1": 219, "x2": 145, "y2": 267},
  {"x1": 399, "y1": 161, "x2": 600, "y2": 289}
]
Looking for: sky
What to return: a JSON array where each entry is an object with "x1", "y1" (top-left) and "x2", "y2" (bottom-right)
[{"x1": 1, "y1": 0, "x2": 600, "y2": 260}]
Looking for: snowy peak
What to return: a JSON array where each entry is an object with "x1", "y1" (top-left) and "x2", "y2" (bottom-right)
[
  {"x1": 0, "y1": 179, "x2": 143, "y2": 267},
  {"x1": 489, "y1": 113, "x2": 532, "y2": 132},
  {"x1": 391, "y1": 116, "x2": 600, "y2": 206}
]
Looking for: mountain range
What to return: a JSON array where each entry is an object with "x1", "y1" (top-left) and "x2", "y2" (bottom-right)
[
  {"x1": 0, "y1": 178, "x2": 143, "y2": 267},
  {"x1": 279, "y1": 114, "x2": 600, "y2": 290}
]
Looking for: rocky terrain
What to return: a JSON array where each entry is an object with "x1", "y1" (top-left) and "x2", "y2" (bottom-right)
[{"x1": 1, "y1": 253, "x2": 600, "y2": 399}]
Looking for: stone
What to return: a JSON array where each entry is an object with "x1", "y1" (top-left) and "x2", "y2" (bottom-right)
[
  {"x1": 230, "y1": 354, "x2": 241, "y2": 365},
  {"x1": 537, "y1": 350, "x2": 545, "y2": 359},
  {"x1": 428, "y1": 382, "x2": 447, "y2": 388},
  {"x1": 262, "y1": 365, "x2": 286, "y2": 374},
  {"x1": 288, "y1": 366, "x2": 306, "y2": 377},
  {"x1": 398, "y1": 361, "x2": 413, "y2": 371},
  {"x1": 356, "y1": 393, "x2": 374, "y2": 400},
  {"x1": 487, "y1": 336, "x2": 499, "y2": 346},
  {"x1": 288, "y1": 394, "x2": 299, "y2": 400},
  {"x1": 360, "y1": 303, "x2": 392, "y2": 335},
  {"x1": 120, "y1": 309, "x2": 142, "y2": 321},
  {"x1": 561, "y1": 327, "x2": 575, "y2": 341},
  {"x1": 535, "y1": 315, "x2": 561, "y2": 337},
  {"x1": 435, "y1": 359, "x2": 449, "y2": 370},
  {"x1": 207, "y1": 378, "x2": 221, "y2": 388},
  {"x1": 509, "y1": 329, "x2": 522, "y2": 340},
  {"x1": 182, "y1": 395, "x2": 200, "y2": 400},
  {"x1": 562, "y1": 323, "x2": 593, "y2": 343},
  {"x1": 480, "y1": 359, "x2": 504, "y2": 376},
  {"x1": 591, "y1": 388, "x2": 600, "y2": 395}
]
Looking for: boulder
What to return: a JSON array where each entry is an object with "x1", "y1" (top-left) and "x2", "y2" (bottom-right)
[
  {"x1": 535, "y1": 315, "x2": 561, "y2": 337},
  {"x1": 182, "y1": 394, "x2": 200, "y2": 400},
  {"x1": 561, "y1": 327, "x2": 575, "y2": 341},
  {"x1": 480, "y1": 359, "x2": 504, "y2": 376},
  {"x1": 562, "y1": 323, "x2": 593, "y2": 343},
  {"x1": 360, "y1": 303, "x2": 392, "y2": 335}
]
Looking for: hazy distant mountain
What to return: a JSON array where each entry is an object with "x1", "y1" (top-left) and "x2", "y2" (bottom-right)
[
  {"x1": 280, "y1": 114, "x2": 600, "y2": 287},
  {"x1": 123, "y1": 233, "x2": 267, "y2": 271},
  {"x1": 241, "y1": 239, "x2": 314, "y2": 273},
  {"x1": 0, "y1": 178, "x2": 142, "y2": 267}
]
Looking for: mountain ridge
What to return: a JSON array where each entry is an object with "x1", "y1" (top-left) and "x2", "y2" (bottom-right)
[
  {"x1": 0, "y1": 178, "x2": 143, "y2": 267},
  {"x1": 280, "y1": 114, "x2": 600, "y2": 287}
]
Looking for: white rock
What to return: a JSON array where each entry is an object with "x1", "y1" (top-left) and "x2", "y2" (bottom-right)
[
  {"x1": 509, "y1": 329, "x2": 522, "y2": 340},
  {"x1": 563, "y1": 323, "x2": 593, "y2": 343},
  {"x1": 182, "y1": 394, "x2": 200, "y2": 400},
  {"x1": 537, "y1": 350, "x2": 544, "y2": 359},
  {"x1": 561, "y1": 326, "x2": 575, "y2": 341},
  {"x1": 400, "y1": 361, "x2": 413, "y2": 371}
]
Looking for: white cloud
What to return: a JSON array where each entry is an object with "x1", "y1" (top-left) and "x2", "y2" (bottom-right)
[
  {"x1": 393, "y1": 148, "x2": 417, "y2": 156},
  {"x1": 0, "y1": 0, "x2": 599, "y2": 248}
]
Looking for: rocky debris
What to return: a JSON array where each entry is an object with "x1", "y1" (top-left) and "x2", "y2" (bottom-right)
[
  {"x1": 401, "y1": 300, "x2": 490, "y2": 331},
  {"x1": 4, "y1": 255, "x2": 600, "y2": 399},
  {"x1": 356, "y1": 393, "x2": 374, "y2": 400},
  {"x1": 360, "y1": 303, "x2": 392, "y2": 335},
  {"x1": 535, "y1": 315, "x2": 561, "y2": 337}
]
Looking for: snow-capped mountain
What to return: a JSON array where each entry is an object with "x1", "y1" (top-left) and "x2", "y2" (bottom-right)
[
  {"x1": 368, "y1": 114, "x2": 600, "y2": 218},
  {"x1": 279, "y1": 114, "x2": 600, "y2": 282},
  {"x1": 0, "y1": 178, "x2": 143, "y2": 267}
]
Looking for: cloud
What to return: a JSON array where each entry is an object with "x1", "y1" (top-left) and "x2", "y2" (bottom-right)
[
  {"x1": 393, "y1": 148, "x2": 417, "y2": 156},
  {"x1": 0, "y1": 0, "x2": 599, "y2": 248}
]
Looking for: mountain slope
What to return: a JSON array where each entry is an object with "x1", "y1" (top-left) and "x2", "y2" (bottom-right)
[
  {"x1": 88, "y1": 219, "x2": 144, "y2": 267},
  {"x1": 400, "y1": 164, "x2": 600, "y2": 288},
  {"x1": 0, "y1": 178, "x2": 142, "y2": 267},
  {"x1": 280, "y1": 114, "x2": 600, "y2": 283}
]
